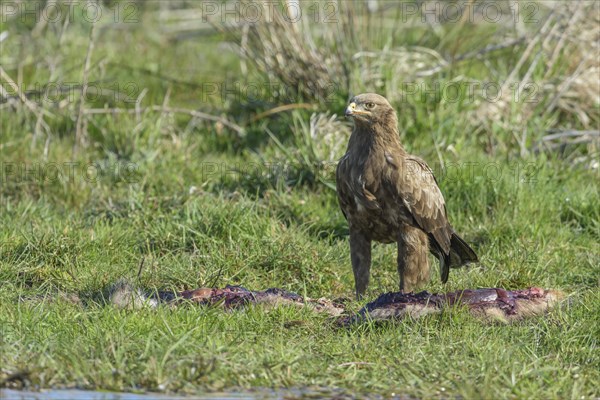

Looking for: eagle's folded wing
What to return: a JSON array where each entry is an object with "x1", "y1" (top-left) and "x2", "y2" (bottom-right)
[{"x1": 385, "y1": 155, "x2": 453, "y2": 254}]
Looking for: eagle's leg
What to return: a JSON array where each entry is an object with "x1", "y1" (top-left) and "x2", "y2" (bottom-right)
[
  {"x1": 349, "y1": 229, "x2": 371, "y2": 299},
  {"x1": 397, "y1": 226, "x2": 431, "y2": 293}
]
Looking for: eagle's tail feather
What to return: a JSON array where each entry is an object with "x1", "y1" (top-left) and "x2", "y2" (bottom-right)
[
  {"x1": 429, "y1": 236, "x2": 451, "y2": 283},
  {"x1": 430, "y1": 232, "x2": 477, "y2": 283},
  {"x1": 440, "y1": 253, "x2": 450, "y2": 283},
  {"x1": 449, "y1": 233, "x2": 478, "y2": 268}
]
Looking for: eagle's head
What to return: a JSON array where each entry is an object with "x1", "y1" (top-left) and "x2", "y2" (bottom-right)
[{"x1": 345, "y1": 93, "x2": 397, "y2": 128}]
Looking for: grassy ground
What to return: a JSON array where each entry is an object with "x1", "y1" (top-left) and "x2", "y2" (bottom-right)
[{"x1": 1, "y1": 1, "x2": 599, "y2": 399}]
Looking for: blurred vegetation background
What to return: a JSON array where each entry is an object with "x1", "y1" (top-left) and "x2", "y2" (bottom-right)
[{"x1": 1, "y1": 1, "x2": 598, "y2": 165}]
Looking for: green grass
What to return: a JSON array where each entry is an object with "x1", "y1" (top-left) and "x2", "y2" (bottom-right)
[{"x1": 1, "y1": 2, "x2": 599, "y2": 399}]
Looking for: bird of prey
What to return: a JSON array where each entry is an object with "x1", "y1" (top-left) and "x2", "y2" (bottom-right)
[{"x1": 336, "y1": 93, "x2": 478, "y2": 298}]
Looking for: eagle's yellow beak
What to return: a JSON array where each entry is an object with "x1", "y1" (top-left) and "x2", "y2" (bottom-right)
[
  {"x1": 345, "y1": 102, "x2": 369, "y2": 117},
  {"x1": 345, "y1": 102, "x2": 357, "y2": 117}
]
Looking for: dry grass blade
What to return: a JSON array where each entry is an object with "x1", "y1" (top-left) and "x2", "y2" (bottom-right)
[
  {"x1": 216, "y1": 1, "x2": 362, "y2": 104},
  {"x1": 74, "y1": 24, "x2": 96, "y2": 152},
  {"x1": 473, "y1": 1, "x2": 599, "y2": 147}
]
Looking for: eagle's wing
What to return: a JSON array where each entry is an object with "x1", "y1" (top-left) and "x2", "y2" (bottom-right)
[
  {"x1": 383, "y1": 153, "x2": 455, "y2": 282},
  {"x1": 383, "y1": 153, "x2": 453, "y2": 254}
]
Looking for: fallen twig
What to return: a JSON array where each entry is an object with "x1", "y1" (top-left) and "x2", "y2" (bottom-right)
[
  {"x1": 248, "y1": 103, "x2": 316, "y2": 123},
  {"x1": 84, "y1": 106, "x2": 246, "y2": 137},
  {"x1": 541, "y1": 130, "x2": 600, "y2": 142},
  {"x1": 532, "y1": 129, "x2": 600, "y2": 155},
  {"x1": 0, "y1": 66, "x2": 52, "y2": 145},
  {"x1": 0, "y1": 67, "x2": 51, "y2": 117}
]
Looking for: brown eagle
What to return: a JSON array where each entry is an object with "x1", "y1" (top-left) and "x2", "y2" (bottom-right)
[{"x1": 336, "y1": 93, "x2": 478, "y2": 298}]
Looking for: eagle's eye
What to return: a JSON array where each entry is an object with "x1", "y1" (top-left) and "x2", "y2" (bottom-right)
[{"x1": 365, "y1": 102, "x2": 375, "y2": 109}]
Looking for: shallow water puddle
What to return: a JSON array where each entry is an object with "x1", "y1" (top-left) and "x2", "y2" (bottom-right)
[{"x1": 0, "y1": 389, "x2": 254, "y2": 400}]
